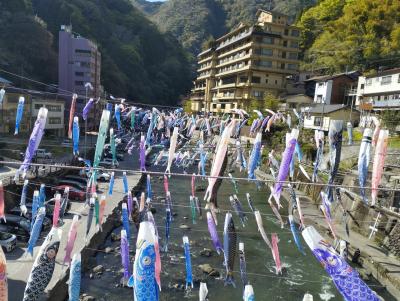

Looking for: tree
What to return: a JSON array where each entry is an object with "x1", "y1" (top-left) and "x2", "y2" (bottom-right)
[
  {"x1": 264, "y1": 93, "x2": 280, "y2": 112},
  {"x1": 183, "y1": 99, "x2": 193, "y2": 114},
  {"x1": 298, "y1": 0, "x2": 400, "y2": 73}
]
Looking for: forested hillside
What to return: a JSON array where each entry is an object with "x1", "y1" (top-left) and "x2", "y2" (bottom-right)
[
  {"x1": 0, "y1": 0, "x2": 192, "y2": 104},
  {"x1": 134, "y1": 0, "x2": 316, "y2": 58},
  {"x1": 297, "y1": 0, "x2": 400, "y2": 73}
]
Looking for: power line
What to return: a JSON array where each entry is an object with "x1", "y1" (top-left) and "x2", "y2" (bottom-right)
[{"x1": 2, "y1": 160, "x2": 400, "y2": 193}]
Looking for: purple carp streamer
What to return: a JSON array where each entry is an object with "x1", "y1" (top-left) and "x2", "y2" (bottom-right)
[
  {"x1": 273, "y1": 129, "x2": 299, "y2": 207},
  {"x1": 302, "y1": 226, "x2": 380, "y2": 301},
  {"x1": 15, "y1": 107, "x2": 48, "y2": 180}
]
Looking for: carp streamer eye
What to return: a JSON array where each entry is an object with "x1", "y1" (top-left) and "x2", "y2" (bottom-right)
[{"x1": 143, "y1": 256, "x2": 151, "y2": 266}]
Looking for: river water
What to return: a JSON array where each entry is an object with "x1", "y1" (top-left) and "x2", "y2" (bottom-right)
[{"x1": 81, "y1": 163, "x2": 395, "y2": 301}]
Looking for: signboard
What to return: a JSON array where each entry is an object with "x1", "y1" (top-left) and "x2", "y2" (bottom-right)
[{"x1": 359, "y1": 102, "x2": 373, "y2": 110}]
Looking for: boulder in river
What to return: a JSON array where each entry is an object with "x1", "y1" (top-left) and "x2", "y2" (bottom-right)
[
  {"x1": 179, "y1": 224, "x2": 190, "y2": 230},
  {"x1": 111, "y1": 233, "x2": 121, "y2": 242},
  {"x1": 198, "y1": 264, "x2": 220, "y2": 277},
  {"x1": 93, "y1": 265, "x2": 104, "y2": 274},
  {"x1": 200, "y1": 248, "x2": 213, "y2": 257}
]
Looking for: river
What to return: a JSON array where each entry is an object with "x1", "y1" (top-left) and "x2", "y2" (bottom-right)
[{"x1": 80, "y1": 162, "x2": 395, "y2": 301}]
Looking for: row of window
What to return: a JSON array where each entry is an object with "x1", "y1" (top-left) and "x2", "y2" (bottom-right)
[
  {"x1": 218, "y1": 50, "x2": 249, "y2": 65},
  {"x1": 219, "y1": 29, "x2": 251, "y2": 47},
  {"x1": 256, "y1": 37, "x2": 299, "y2": 48},
  {"x1": 217, "y1": 61, "x2": 248, "y2": 74},
  {"x1": 34, "y1": 104, "x2": 62, "y2": 112},
  {"x1": 368, "y1": 94, "x2": 400, "y2": 101},
  {"x1": 365, "y1": 74, "x2": 400, "y2": 86},
  {"x1": 74, "y1": 61, "x2": 92, "y2": 68},
  {"x1": 49, "y1": 117, "x2": 61, "y2": 125}
]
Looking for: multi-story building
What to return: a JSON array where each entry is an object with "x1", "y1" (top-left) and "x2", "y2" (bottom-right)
[
  {"x1": 356, "y1": 68, "x2": 400, "y2": 110},
  {"x1": 58, "y1": 25, "x2": 102, "y2": 130},
  {"x1": 0, "y1": 87, "x2": 65, "y2": 137},
  {"x1": 190, "y1": 9, "x2": 301, "y2": 114},
  {"x1": 306, "y1": 71, "x2": 359, "y2": 106}
]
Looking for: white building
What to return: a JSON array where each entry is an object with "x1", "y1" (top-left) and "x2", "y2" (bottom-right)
[
  {"x1": 356, "y1": 68, "x2": 400, "y2": 110},
  {"x1": 31, "y1": 96, "x2": 65, "y2": 137}
]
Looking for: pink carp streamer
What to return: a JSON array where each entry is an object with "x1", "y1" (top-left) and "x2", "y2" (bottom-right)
[
  {"x1": 371, "y1": 129, "x2": 389, "y2": 206},
  {"x1": 271, "y1": 233, "x2": 282, "y2": 275},
  {"x1": 204, "y1": 120, "x2": 235, "y2": 203},
  {"x1": 68, "y1": 93, "x2": 77, "y2": 139}
]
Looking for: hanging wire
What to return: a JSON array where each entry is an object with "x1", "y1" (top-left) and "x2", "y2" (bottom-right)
[{"x1": 2, "y1": 160, "x2": 400, "y2": 193}]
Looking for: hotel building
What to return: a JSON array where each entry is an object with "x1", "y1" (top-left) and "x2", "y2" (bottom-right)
[{"x1": 190, "y1": 9, "x2": 301, "y2": 114}]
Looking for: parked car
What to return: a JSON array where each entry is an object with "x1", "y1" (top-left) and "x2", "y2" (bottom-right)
[
  {"x1": 61, "y1": 139, "x2": 72, "y2": 147},
  {"x1": 104, "y1": 152, "x2": 124, "y2": 161},
  {"x1": 63, "y1": 175, "x2": 89, "y2": 186},
  {"x1": 99, "y1": 158, "x2": 119, "y2": 168},
  {"x1": 51, "y1": 185, "x2": 86, "y2": 202},
  {"x1": 97, "y1": 171, "x2": 111, "y2": 182},
  {"x1": 35, "y1": 149, "x2": 52, "y2": 159},
  {"x1": 0, "y1": 231, "x2": 17, "y2": 252},
  {"x1": 0, "y1": 215, "x2": 31, "y2": 242},
  {"x1": 8, "y1": 207, "x2": 52, "y2": 230}
]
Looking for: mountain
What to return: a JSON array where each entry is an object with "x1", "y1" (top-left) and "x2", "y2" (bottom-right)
[
  {"x1": 0, "y1": 0, "x2": 192, "y2": 105},
  {"x1": 131, "y1": 0, "x2": 164, "y2": 14},
  {"x1": 297, "y1": 0, "x2": 400, "y2": 73},
  {"x1": 133, "y1": 0, "x2": 317, "y2": 57}
]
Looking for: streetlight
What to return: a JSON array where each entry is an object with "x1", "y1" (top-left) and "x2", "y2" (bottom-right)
[{"x1": 84, "y1": 82, "x2": 93, "y2": 159}]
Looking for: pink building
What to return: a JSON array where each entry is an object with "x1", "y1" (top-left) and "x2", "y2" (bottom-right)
[{"x1": 58, "y1": 25, "x2": 101, "y2": 129}]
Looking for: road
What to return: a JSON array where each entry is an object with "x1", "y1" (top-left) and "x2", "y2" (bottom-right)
[{"x1": 6, "y1": 151, "x2": 141, "y2": 301}]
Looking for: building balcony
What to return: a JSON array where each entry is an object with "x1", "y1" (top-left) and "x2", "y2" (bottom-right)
[
  {"x1": 191, "y1": 95, "x2": 205, "y2": 101},
  {"x1": 198, "y1": 56, "x2": 215, "y2": 64},
  {"x1": 217, "y1": 42, "x2": 253, "y2": 59},
  {"x1": 216, "y1": 53, "x2": 251, "y2": 68},
  {"x1": 215, "y1": 65, "x2": 251, "y2": 77}
]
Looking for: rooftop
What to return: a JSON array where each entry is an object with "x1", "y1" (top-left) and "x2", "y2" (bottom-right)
[
  {"x1": 365, "y1": 68, "x2": 400, "y2": 78},
  {"x1": 306, "y1": 104, "x2": 349, "y2": 114},
  {"x1": 306, "y1": 71, "x2": 360, "y2": 82},
  {"x1": 0, "y1": 76, "x2": 12, "y2": 85}
]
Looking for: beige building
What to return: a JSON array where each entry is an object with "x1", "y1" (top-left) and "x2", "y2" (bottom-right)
[
  {"x1": 190, "y1": 9, "x2": 301, "y2": 114},
  {"x1": 0, "y1": 87, "x2": 65, "y2": 137}
]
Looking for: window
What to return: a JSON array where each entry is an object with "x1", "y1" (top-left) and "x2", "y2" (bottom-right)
[
  {"x1": 261, "y1": 48, "x2": 273, "y2": 56},
  {"x1": 287, "y1": 63, "x2": 298, "y2": 70},
  {"x1": 75, "y1": 72, "x2": 84, "y2": 77},
  {"x1": 283, "y1": 41, "x2": 288, "y2": 47},
  {"x1": 281, "y1": 63, "x2": 285, "y2": 69},
  {"x1": 314, "y1": 117, "x2": 322, "y2": 126},
  {"x1": 47, "y1": 105, "x2": 61, "y2": 112},
  {"x1": 281, "y1": 52, "x2": 286, "y2": 58},
  {"x1": 49, "y1": 117, "x2": 61, "y2": 125},
  {"x1": 366, "y1": 78, "x2": 372, "y2": 86},
  {"x1": 263, "y1": 37, "x2": 274, "y2": 44},
  {"x1": 253, "y1": 90, "x2": 263, "y2": 98},
  {"x1": 318, "y1": 82, "x2": 324, "y2": 87},
  {"x1": 251, "y1": 76, "x2": 261, "y2": 84},
  {"x1": 34, "y1": 104, "x2": 42, "y2": 110},
  {"x1": 266, "y1": 79, "x2": 269, "y2": 84},
  {"x1": 360, "y1": 84, "x2": 365, "y2": 89},
  {"x1": 290, "y1": 41, "x2": 299, "y2": 48},
  {"x1": 381, "y1": 76, "x2": 392, "y2": 85},
  {"x1": 288, "y1": 52, "x2": 298, "y2": 60},
  {"x1": 284, "y1": 29, "x2": 289, "y2": 35},
  {"x1": 291, "y1": 29, "x2": 300, "y2": 37},
  {"x1": 316, "y1": 95, "x2": 323, "y2": 103},
  {"x1": 239, "y1": 76, "x2": 247, "y2": 83},
  {"x1": 220, "y1": 104, "x2": 226, "y2": 109},
  {"x1": 75, "y1": 49, "x2": 91, "y2": 56},
  {"x1": 259, "y1": 60, "x2": 272, "y2": 68},
  {"x1": 398, "y1": 75, "x2": 400, "y2": 83}
]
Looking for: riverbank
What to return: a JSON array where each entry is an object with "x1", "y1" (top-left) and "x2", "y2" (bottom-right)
[
  {"x1": 5, "y1": 152, "x2": 143, "y2": 301},
  {"x1": 256, "y1": 169, "x2": 399, "y2": 300}
]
